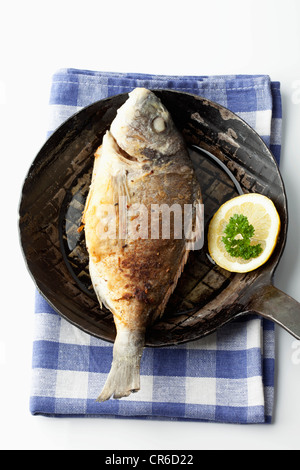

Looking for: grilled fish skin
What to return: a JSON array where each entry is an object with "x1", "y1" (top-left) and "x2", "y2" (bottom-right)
[{"x1": 83, "y1": 88, "x2": 202, "y2": 401}]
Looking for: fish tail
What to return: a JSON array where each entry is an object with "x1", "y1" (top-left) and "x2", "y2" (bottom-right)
[{"x1": 97, "y1": 328, "x2": 145, "y2": 402}]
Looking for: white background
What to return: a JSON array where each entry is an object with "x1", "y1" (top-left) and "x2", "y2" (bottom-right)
[{"x1": 1, "y1": 0, "x2": 300, "y2": 450}]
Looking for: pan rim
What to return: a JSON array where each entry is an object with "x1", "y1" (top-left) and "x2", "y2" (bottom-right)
[{"x1": 18, "y1": 89, "x2": 288, "y2": 346}]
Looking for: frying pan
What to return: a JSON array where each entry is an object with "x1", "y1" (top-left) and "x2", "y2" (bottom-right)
[{"x1": 18, "y1": 90, "x2": 300, "y2": 347}]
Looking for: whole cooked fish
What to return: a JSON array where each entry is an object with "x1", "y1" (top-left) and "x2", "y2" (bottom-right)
[{"x1": 83, "y1": 88, "x2": 202, "y2": 401}]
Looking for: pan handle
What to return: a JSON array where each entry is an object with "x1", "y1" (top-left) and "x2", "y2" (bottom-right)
[{"x1": 247, "y1": 284, "x2": 300, "y2": 340}]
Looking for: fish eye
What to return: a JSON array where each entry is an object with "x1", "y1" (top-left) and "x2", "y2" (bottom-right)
[{"x1": 152, "y1": 116, "x2": 166, "y2": 133}]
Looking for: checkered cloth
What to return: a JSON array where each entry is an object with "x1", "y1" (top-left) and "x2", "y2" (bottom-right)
[{"x1": 30, "y1": 70, "x2": 282, "y2": 423}]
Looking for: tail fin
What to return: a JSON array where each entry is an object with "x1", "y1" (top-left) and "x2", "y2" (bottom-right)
[{"x1": 97, "y1": 328, "x2": 145, "y2": 402}]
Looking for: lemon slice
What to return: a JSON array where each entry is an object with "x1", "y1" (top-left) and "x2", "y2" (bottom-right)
[{"x1": 207, "y1": 193, "x2": 281, "y2": 273}]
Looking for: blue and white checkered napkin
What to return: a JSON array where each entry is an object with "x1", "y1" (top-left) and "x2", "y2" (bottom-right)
[{"x1": 30, "y1": 70, "x2": 282, "y2": 423}]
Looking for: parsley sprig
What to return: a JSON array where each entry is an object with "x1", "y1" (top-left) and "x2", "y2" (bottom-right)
[{"x1": 222, "y1": 214, "x2": 263, "y2": 260}]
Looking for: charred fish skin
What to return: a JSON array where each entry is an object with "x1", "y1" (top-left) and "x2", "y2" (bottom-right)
[{"x1": 83, "y1": 88, "x2": 202, "y2": 401}]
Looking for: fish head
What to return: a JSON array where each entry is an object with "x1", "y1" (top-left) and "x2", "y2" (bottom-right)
[{"x1": 110, "y1": 88, "x2": 184, "y2": 162}]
